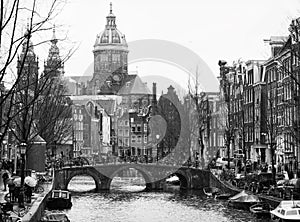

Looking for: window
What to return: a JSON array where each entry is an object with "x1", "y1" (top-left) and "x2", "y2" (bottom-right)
[
  {"x1": 100, "y1": 54, "x2": 108, "y2": 62},
  {"x1": 137, "y1": 124, "x2": 141, "y2": 132},
  {"x1": 144, "y1": 135, "x2": 147, "y2": 143},
  {"x1": 137, "y1": 136, "x2": 142, "y2": 143},
  {"x1": 112, "y1": 54, "x2": 120, "y2": 62},
  {"x1": 131, "y1": 135, "x2": 136, "y2": 143},
  {"x1": 286, "y1": 210, "x2": 297, "y2": 216},
  {"x1": 118, "y1": 129, "x2": 123, "y2": 136},
  {"x1": 124, "y1": 129, "x2": 129, "y2": 136},
  {"x1": 125, "y1": 120, "x2": 129, "y2": 126},
  {"x1": 124, "y1": 138, "x2": 129, "y2": 147},
  {"x1": 131, "y1": 126, "x2": 136, "y2": 132},
  {"x1": 144, "y1": 124, "x2": 147, "y2": 132}
]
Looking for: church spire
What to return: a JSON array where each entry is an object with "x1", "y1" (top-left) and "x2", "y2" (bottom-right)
[
  {"x1": 106, "y1": 2, "x2": 116, "y2": 28},
  {"x1": 21, "y1": 21, "x2": 34, "y2": 56},
  {"x1": 51, "y1": 24, "x2": 58, "y2": 45}
]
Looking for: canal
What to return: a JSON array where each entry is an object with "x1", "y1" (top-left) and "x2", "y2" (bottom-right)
[{"x1": 55, "y1": 173, "x2": 270, "y2": 222}]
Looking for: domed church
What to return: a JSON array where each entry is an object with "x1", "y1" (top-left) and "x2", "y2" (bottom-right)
[{"x1": 87, "y1": 3, "x2": 129, "y2": 95}]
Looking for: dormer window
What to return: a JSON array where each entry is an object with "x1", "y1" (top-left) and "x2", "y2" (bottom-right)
[{"x1": 126, "y1": 82, "x2": 130, "y2": 87}]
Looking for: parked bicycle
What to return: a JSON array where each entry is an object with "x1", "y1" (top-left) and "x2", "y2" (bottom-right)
[
  {"x1": 0, "y1": 202, "x2": 22, "y2": 222},
  {"x1": 33, "y1": 176, "x2": 44, "y2": 194}
]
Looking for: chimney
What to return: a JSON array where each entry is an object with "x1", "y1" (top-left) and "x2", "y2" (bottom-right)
[
  {"x1": 152, "y1": 83, "x2": 157, "y2": 114},
  {"x1": 265, "y1": 36, "x2": 288, "y2": 57}
]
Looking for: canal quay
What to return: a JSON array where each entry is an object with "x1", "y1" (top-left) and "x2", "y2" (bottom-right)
[{"x1": 52, "y1": 170, "x2": 264, "y2": 222}]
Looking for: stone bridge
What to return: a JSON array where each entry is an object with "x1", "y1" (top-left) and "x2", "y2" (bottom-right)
[{"x1": 53, "y1": 163, "x2": 212, "y2": 191}]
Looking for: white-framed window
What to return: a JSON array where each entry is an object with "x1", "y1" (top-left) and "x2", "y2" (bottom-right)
[
  {"x1": 118, "y1": 129, "x2": 123, "y2": 136},
  {"x1": 144, "y1": 135, "x2": 147, "y2": 143},
  {"x1": 144, "y1": 124, "x2": 147, "y2": 132},
  {"x1": 124, "y1": 138, "x2": 129, "y2": 147},
  {"x1": 131, "y1": 135, "x2": 136, "y2": 143},
  {"x1": 124, "y1": 129, "x2": 129, "y2": 136},
  {"x1": 131, "y1": 126, "x2": 136, "y2": 132},
  {"x1": 137, "y1": 124, "x2": 141, "y2": 132},
  {"x1": 137, "y1": 136, "x2": 142, "y2": 143}
]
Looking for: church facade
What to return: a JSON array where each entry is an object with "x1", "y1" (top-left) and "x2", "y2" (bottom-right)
[{"x1": 67, "y1": 3, "x2": 156, "y2": 163}]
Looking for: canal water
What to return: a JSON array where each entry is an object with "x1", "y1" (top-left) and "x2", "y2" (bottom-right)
[{"x1": 56, "y1": 175, "x2": 271, "y2": 222}]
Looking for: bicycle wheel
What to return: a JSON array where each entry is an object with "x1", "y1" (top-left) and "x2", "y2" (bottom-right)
[
  {"x1": 9, "y1": 215, "x2": 22, "y2": 222},
  {"x1": 4, "y1": 193, "x2": 10, "y2": 203},
  {"x1": 10, "y1": 207, "x2": 27, "y2": 218},
  {"x1": 0, "y1": 212, "x2": 11, "y2": 222},
  {"x1": 35, "y1": 186, "x2": 44, "y2": 194}
]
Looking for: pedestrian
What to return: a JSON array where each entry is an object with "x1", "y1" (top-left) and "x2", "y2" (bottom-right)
[
  {"x1": 14, "y1": 186, "x2": 20, "y2": 203},
  {"x1": 24, "y1": 184, "x2": 32, "y2": 203},
  {"x1": 2, "y1": 170, "x2": 9, "y2": 191},
  {"x1": 8, "y1": 182, "x2": 15, "y2": 202}
]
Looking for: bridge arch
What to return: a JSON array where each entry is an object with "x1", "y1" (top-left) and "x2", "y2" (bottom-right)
[
  {"x1": 64, "y1": 168, "x2": 101, "y2": 191},
  {"x1": 170, "y1": 169, "x2": 191, "y2": 189},
  {"x1": 107, "y1": 165, "x2": 154, "y2": 190}
]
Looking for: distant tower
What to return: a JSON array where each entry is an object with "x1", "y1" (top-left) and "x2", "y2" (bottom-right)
[
  {"x1": 44, "y1": 25, "x2": 63, "y2": 79},
  {"x1": 17, "y1": 26, "x2": 39, "y2": 92},
  {"x1": 88, "y1": 2, "x2": 129, "y2": 95}
]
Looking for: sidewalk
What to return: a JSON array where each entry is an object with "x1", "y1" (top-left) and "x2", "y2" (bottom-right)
[{"x1": 0, "y1": 170, "x2": 51, "y2": 220}]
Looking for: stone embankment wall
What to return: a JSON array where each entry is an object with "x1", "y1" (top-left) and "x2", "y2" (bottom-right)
[
  {"x1": 22, "y1": 183, "x2": 53, "y2": 222},
  {"x1": 208, "y1": 171, "x2": 281, "y2": 208}
]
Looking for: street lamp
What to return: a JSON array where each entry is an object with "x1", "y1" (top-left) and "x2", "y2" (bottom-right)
[
  {"x1": 18, "y1": 142, "x2": 26, "y2": 208},
  {"x1": 156, "y1": 134, "x2": 160, "y2": 164}
]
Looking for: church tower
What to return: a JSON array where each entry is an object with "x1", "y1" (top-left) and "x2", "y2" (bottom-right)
[
  {"x1": 17, "y1": 27, "x2": 39, "y2": 92},
  {"x1": 44, "y1": 26, "x2": 63, "y2": 79},
  {"x1": 88, "y1": 3, "x2": 129, "y2": 95}
]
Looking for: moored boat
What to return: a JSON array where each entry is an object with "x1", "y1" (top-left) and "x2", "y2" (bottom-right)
[
  {"x1": 270, "y1": 200, "x2": 300, "y2": 221},
  {"x1": 250, "y1": 202, "x2": 271, "y2": 218},
  {"x1": 215, "y1": 193, "x2": 233, "y2": 200},
  {"x1": 203, "y1": 187, "x2": 220, "y2": 198},
  {"x1": 46, "y1": 190, "x2": 72, "y2": 210},
  {"x1": 166, "y1": 176, "x2": 180, "y2": 186},
  {"x1": 228, "y1": 190, "x2": 260, "y2": 210},
  {"x1": 41, "y1": 211, "x2": 70, "y2": 222}
]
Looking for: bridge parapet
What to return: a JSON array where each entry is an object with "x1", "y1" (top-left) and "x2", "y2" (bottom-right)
[{"x1": 53, "y1": 164, "x2": 210, "y2": 191}]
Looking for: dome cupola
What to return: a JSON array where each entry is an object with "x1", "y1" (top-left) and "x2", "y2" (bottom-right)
[{"x1": 94, "y1": 3, "x2": 127, "y2": 48}]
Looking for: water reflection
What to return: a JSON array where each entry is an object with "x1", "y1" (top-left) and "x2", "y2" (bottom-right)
[
  {"x1": 111, "y1": 168, "x2": 146, "y2": 192},
  {"x1": 60, "y1": 171, "x2": 271, "y2": 222},
  {"x1": 68, "y1": 175, "x2": 96, "y2": 192},
  {"x1": 64, "y1": 187, "x2": 271, "y2": 222}
]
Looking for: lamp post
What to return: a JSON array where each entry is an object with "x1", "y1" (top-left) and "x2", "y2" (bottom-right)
[
  {"x1": 156, "y1": 134, "x2": 160, "y2": 164},
  {"x1": 18, "y1": 142, "x2": 26, "y2": 208}
]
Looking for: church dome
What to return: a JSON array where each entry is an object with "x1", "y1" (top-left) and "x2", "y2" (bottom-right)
[{"x1": 94, "y1": 3, "x2": 127, "y2": 47}]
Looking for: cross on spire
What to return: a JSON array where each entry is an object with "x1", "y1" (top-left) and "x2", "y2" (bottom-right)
[
  {"x1": 51, "y1": 24, "x2": 58, "y2": 44},
  {"x1": 106, "y1": 2, "x2": 116, "y2": 28}
]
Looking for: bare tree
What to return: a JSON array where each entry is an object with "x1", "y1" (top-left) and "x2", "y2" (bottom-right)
[
  {"x1": 187, "y1": 70, "x2": 211, "y2": 168},
  {"x1": 218, "y1": 60, "x2": 236, "y2": 170},
  {"x1": 0, "y1": 0, "x2": 73, "y2": 148}
]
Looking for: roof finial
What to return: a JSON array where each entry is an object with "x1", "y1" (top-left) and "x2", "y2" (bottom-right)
[
  {"x1": 110, "y1": 2, "x2": 112, "y2": 14},
  {"x1": 26, "y1": 18, "x2": 30, "y2": 30},
  {"x1": 51, "y1": 24, "x2": 58, "y2": 44}
]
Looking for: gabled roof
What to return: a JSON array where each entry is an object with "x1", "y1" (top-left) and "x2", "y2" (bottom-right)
[
  {"x1": 118, "y1": 75, "x2": 151, "y2": 95},
  {"x1": 31, "y1": 135, "x2": 46, "y2": 144},
  {"x1": 67, "y1": 76, "x2": 93, "y2": 83},
  {"x1": 95, "y1": 99, "x2": 116, "y2": 115}
]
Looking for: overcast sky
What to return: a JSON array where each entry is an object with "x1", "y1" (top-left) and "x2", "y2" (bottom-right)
[{"x1": 35, "y1": 0, "x2": 300, "y2": 93}]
